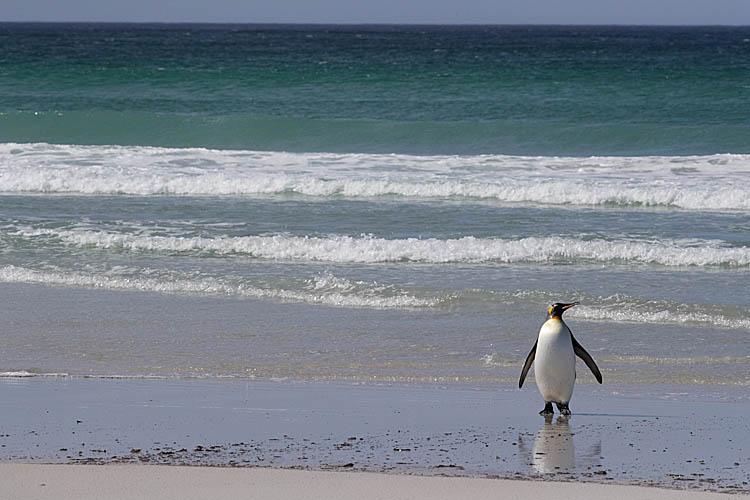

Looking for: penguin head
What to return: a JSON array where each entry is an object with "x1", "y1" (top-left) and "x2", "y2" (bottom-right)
[{"x1": 547, "y1": 302, "x2": 578, "y2": 319}]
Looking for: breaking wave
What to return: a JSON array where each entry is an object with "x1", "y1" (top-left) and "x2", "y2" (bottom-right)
[
  {"x1": 15, "y1": 227, "x2": 750, "y2": 267},
  {"x1": 1, "y1": 143, "x2": 749, "y2": 210}
]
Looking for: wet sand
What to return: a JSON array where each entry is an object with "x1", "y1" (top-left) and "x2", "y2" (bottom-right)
[{"x1": 0, "y1": 378, "x2": 748, "y2": 495}]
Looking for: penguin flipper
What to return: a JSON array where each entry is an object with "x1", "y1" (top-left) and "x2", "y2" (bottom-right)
[
  {"x1": 571, "y1": 335, "x2": 602, "y2": 384},
  {"x1": 518, "y1": 340, "x2": 537, "y2": 389}
]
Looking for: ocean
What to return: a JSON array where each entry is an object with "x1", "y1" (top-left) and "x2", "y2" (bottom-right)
[{"x1": 1, "y1": 24, "x2": 749, "y2": 397}]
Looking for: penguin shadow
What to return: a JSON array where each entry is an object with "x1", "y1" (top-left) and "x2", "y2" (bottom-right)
[{"x1": 518, "y1": 415, "x2": 602, "y2": 474}]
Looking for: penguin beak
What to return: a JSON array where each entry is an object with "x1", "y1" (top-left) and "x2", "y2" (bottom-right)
[{"x1": 561, "y1": 302, "x2": 578, "y2": 311}]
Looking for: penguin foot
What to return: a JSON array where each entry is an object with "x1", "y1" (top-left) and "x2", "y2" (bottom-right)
[
  {"x1": 539, "y1": 402, "x2": 554, "y2": 415},
  {"x1": 556, "y1": 402, "x2": 571, "y2": 416}
]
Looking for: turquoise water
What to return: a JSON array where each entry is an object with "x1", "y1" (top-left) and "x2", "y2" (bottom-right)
[
  {"x1": 0, "y1": 25, "x2": 749, "y2": 392},
  {"x1": 2, "y1": 24, "x2": 750, "y2": 155}
]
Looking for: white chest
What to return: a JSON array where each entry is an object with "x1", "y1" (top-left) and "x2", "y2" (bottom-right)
[{"x1": 534, "y1": 318, "x2": 576, "y2": 403}]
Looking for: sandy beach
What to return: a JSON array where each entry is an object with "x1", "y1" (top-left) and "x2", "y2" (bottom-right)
[
  {"x1": 0, "y1": 464, "x2": 738, "y2": 500},
  {"x1": 1, "y1": 377, "x2": 748, "y2": 498},
  {"x1": 3, "y1": 20, "x2": 750, "y2": 500}
]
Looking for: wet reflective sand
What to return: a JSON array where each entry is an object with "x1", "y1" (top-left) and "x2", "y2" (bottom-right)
[{"x1": 1, "y1": 378, "x2": 747, "y2": 492}]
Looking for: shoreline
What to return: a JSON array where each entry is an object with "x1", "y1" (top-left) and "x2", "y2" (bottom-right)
[
  {"x1": 1, "y1": 377, "x2": 748, "y2": 495},
  {"x1": 0, "y1": 464, "x2": 740, "y2": 500}
]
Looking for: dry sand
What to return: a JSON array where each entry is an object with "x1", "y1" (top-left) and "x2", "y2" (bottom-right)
[{"x1": 0, "y1": 463, "x2": 739, "y2": 500}]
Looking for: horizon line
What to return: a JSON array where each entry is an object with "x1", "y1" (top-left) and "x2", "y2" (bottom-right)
[{"x1": 2, "y1": 21, "x2": 750, "y2": 27}]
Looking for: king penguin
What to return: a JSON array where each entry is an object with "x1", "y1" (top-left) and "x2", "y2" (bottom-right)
[{"x1": 518, "y1": 302, "x2": 602, "y2": 415}]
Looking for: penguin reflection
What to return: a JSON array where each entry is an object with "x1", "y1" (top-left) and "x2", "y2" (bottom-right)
[{"x1": 532, "y1": 415, "x2": 574, "y2": 473}]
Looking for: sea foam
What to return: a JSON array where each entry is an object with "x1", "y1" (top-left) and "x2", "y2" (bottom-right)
[
  {"x1": 0, "y1": 265, "x2": 436, "y2": 310},
  {"x1": 566, "y1": 295, "x2": 750, "y2": 331},
  {"x1": 1, "y1": 143, "x2": 749, "y2": 210},
  {"x1": 17, "y1": 227, "x2": 750, "y2": 267},
  {"x1": 2, "y1": 263, "x2": 748, "y2": 330}
]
